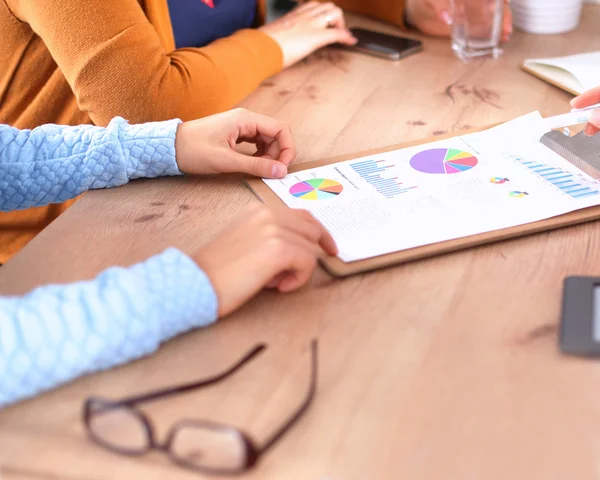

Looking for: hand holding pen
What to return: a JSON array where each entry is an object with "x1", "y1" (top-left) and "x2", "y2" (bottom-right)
[{"x1": 571, "y1": 87, "x2": 600, "y2": 136}]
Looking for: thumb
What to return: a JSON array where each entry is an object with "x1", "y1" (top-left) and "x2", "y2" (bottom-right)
[
  {"x1": 225, "y1": 150, "x2": 288, "y2": 178},
  {"x1": 571, "y1": 88, "x2": 600, "y2": 110},
  {"x1": 425, "y1": 0, "x2": 453, "y2": 25}
]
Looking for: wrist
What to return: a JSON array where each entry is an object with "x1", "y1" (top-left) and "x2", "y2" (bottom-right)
[
  {"x1": 141, "y1": 248, "x2": 219, "y2": 337},
  {"x1": 174, "y1": 123, "x2": 188, "y2": 173},
  {"x1": 191, "y1": 249, "x2": 225, "y2": 317},
  {"x1": 174, "y1": 122, "x2": 201, "y2": 175},
  {"x1": 116, "y1": 117, "x2": 182, "y2": 179}
]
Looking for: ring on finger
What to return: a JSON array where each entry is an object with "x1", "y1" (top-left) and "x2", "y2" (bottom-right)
[{"x1": 324, "y1": 13, "x2": 334, "y2": 26}]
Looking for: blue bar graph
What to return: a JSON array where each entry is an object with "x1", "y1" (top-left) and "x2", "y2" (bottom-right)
[
  {"x1": 350, "y1": 159, "x2": 416, "y2": 199},
  {"x1": 515, "y1": 158, "x2": 600, "y2": 199}
]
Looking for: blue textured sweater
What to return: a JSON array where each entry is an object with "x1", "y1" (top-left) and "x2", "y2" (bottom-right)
[{"x1": 0, "y1": 118, "x2": 218, "y2": 408}]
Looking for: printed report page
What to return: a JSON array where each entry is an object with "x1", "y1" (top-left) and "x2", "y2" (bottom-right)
[{"x1": 263, "y1": 113, "x2": 600, "y2": 262}]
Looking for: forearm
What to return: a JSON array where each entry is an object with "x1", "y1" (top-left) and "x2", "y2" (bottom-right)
[
  {"x1": 162, "y1": 30, "x2": 283, "y2": 121},
  {"x1": 0, "y1": 248, "x2": 218, "y2": 408},
  {"x1": 8, "y1": 0, "x2": 283, "y2": 125},
  {"x1": 0, "y1": 117, "x2": 182, "y2": 211}
]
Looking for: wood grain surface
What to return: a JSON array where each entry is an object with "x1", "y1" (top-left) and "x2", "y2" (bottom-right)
[{"x1": 1, "y1": 8, "x2": 600, "y2": 480}]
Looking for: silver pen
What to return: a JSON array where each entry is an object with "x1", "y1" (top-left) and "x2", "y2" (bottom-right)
[{"x1": 544, "y1": 102, "x2": 600, "y2": 130}]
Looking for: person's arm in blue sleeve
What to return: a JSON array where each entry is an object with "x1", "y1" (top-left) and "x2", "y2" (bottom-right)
[
  {"x1": 0, "y1": 248, "x2": 217, "y2": 408},
  {"x1": 0, "y1": 117, "x2": 182, "y2": 211},
  {"x1": 0, "y1": 117, "x2": 221, "y2": 408},
  {"x1": 0, "y1": 110, "x2": 328, "y2": 409}
]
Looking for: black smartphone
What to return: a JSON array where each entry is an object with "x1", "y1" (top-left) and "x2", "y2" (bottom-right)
[{"x1": 346, "y1": 28, "x2": 423, "y2": 61}]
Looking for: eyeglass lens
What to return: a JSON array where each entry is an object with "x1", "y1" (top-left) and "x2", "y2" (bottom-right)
[
  {"x1": 87, "y1": 402, "x2": 149, "y2": 454},
  {"x1": 169, "y1": 422, "x2": 249, "y2": 472}
]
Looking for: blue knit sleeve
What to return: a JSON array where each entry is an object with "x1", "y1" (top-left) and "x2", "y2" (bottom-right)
[
  {"x1": 0, "y1": 248, "x2": 218, "y2": 408},
  {"x1": 0, "y1": 117, "x2": 182, "y2": 211}
]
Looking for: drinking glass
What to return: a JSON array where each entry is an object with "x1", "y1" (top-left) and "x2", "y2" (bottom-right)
[{"x1": 451, "y1": 0, "x2": 504, "y2": 61}]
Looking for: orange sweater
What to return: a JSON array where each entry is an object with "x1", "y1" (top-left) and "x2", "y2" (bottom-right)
[{"x1": 0, "y1": 0, "x2": 405, "y2": 262}]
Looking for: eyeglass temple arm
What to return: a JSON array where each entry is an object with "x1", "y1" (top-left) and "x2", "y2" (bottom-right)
[
  {"x1": 115, "y1": 344, "x2": 268, "y2": 406},
  {"x1": 257, "y1": 339, "x2": 318, "y2": 455}
]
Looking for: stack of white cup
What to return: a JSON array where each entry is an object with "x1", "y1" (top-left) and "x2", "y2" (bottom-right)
[{"x1": 512, "y1": 0, "x2": 583, "y2": 34}]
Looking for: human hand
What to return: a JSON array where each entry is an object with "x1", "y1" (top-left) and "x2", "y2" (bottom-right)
[
  {"x1": 193, "y1": 205, "x2": 338, "y2": 317},
  {"x1": 570, "y1": 87, "x2": 600, "y2": 136},
  {"x1": 259, "y1": 1, "x2": 357, "y2": 68},
  {"x1": 175, "y1": 108, "x2": 295, "y2": 179},
  {"x1": 405, "y1": 0, "x2": 512, "y2": 42}
]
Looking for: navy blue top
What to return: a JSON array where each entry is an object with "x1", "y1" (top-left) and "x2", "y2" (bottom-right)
[{"x1": 167, "y1": 0, "x2": 258, "y2": 49}]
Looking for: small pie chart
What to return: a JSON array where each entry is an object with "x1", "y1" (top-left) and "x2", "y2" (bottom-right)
[
  {"x1": 410, "y1": 148, "x2": 478, "y2": 174},
  {"x1": 289, "y1": 178, "x2": 343, "y2": 200}
]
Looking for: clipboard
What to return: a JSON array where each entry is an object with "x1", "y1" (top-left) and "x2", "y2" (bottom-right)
[{"x1": 245, "y1": 127, "x2": 600, "y2": 277}]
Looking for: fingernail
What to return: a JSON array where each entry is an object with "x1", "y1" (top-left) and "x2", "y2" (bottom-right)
[
  {"x1": 272, "y1": 163, "x2": 287, "y2": 178},
  {"x1": 440, "y1": 10, "x2": 453, "y2": 26},
  {"x1": 584, "y1": 124, "x2": 595, "y2": 137},
  {"x1": 570, "y1": 97, "x2": 579, "y2": 107}
]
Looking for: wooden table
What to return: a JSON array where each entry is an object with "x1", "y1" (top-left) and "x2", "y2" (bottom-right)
[{"x1": 2, "y1": 9, "x2": 600, "y2": 480}]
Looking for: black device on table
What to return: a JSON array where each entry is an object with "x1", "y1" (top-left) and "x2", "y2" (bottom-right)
[
  {"x1": 345, "y1": 28, "x2": 423, "y2": 61},
  {"x1": 560, "y1": 277, "x2": 600, "y2": 356}
]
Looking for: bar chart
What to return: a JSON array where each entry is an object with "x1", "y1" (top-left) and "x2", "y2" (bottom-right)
[
  {"x1": 350, "y1": 159, "x2": 417, "y2": 199},
  {"x1": 515, "y1": 157, "x2": 600, "y2": 199}
]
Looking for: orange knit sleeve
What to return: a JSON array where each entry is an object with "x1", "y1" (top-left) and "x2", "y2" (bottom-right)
[
  {"x1": 7, "y1": 0, "x2": 283, "y2": 125},
  {"x1": 325, "y1": 0, "x2": 407, "y2": 29}
]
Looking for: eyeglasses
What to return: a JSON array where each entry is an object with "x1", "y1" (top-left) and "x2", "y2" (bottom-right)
[{"x1": 83, "y1": 340, "x2": 317, "y2": 475}]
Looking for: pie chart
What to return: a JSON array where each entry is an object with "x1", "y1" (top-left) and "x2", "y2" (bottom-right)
[
  {"x1": 289, "y1": 178, "x2": 343, "y2": 200},
  {"x1": 410, "y1": 148, "x2": 478, "y2": 174}
]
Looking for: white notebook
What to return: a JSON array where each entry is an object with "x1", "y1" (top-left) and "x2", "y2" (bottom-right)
[{"x1": 522, "y1": 52, "x2": 600, "y2": 96}]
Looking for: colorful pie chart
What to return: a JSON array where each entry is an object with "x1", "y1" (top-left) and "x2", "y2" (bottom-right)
[
  {"x1": 490, "y1": 177, "x2": 509, "y2": 184},
  {"x1": 289, "y1": 178, "x2": 343, "y2": 200},
  {"x1": 410, "y1": 148, "x2": 478, "y2": 174},
  {"x1": 509, "y1": 191, "x2": 529, "y2": 198}
]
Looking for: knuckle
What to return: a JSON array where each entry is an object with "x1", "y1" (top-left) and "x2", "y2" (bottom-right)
[
  {"x1": 291, "y1": 209, "x2": 305, "y2": 221},
  {"x1": 307, "y1": 225, "x2": 320, "y2": 241},
  {"x1": 250, "y1": 156, "x2": 266, "y2": 175},
  {"x1": 248, "y1": 203, "x2": 264, "y2": 215},
  {"x1": 264, "y1": 223, "x2": 281, "y2": 239},
  {"x1": 301, "y1": 210, "x2": 315, "y2": 222},
  {"x1": 267, "y1": 236, "x2": 286, "y2": 254},
  {"x1": 246, "y1": 204, "x2": 266, "y2": 221},
  {"x1": 254, "y1": 205, "x2": 275, "y2": 223},
  {"x1": 232, "y1": 107, "x2": 249, "y2": 119}
]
